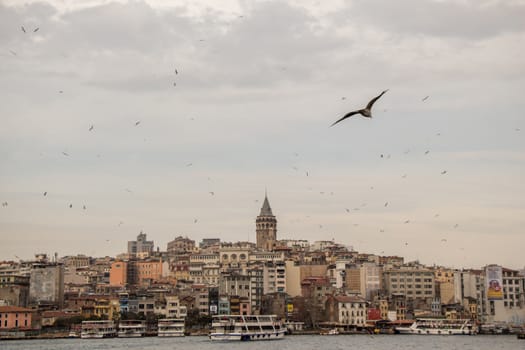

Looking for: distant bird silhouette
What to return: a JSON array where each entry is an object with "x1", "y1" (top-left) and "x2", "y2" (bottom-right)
[
  {"x1": 331, "y1": 90, "x2": 388, "y2": 127},
  {"x1": 424, "y1": 150, "x2": 430, "y2": 155},
  {"x1": 33, "y1": 27, "x2": 39, "y2": 32},
  {"x1": 21, "y1": 26, "x2": 26, "y2": 33},
  {"x1": 1, "y1": 202, "x2": 8, "y2": 207},
  {"x1": 69, "y1": 204, "x2": 73, "y2": 208},
  {"x1": 209, "y1": 191, "x2": 215, "y2": 196},
  {"x1": 422, "y1": 96, "x2": 429, "y2": 102},
  {"x1": 441, "y1": 170, "x2": 447, "y2": 175},
  {"x1": 62, "y1": 152, "x2": 69, "y2": 156},
  {"x1": 384, "y1": 202, "x2": 388, "y2": 207},
  {"x1": 135, "y1": 121, "x2": 141, "y2": 126},
  {"x1": 89, "y1": 125, "x2": 94, "y2": 131},
  {"x1": 43, "y1": 192, "x2": 47, "y2": 196},
  {"x1": 83, "y1": 205, "x2": 86, "y2": 210},
  {"x1": 9, "y1": 50, "x2": 17, "y2": 56},
  {"x1": 404, "y1": 220, "x2": 410, "y2": 224}
]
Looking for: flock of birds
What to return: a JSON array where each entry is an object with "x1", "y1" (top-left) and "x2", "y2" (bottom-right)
[{"x1": 3, "y1": 21, "x2": 521, "y2": 262}]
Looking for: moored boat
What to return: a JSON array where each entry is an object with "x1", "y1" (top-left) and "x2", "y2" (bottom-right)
[
  {"x1": 209, "y1": 315, "x2": 286, "y2": 341},
  {"x1": 158, "y1": 318, "x2": 185, "y2": 337},
  {"x1": 117, "y1": 320, "x2": 146, "y2": 337},
  {"x1": 320, "y1": 328, "x2": 339, "y2": 335},
  {"x1": 81, "y1": 320, "x2": 117, "y2": 339},
  {"x1": 395, "y1": 318, "x2": 477, "y2": 335}
]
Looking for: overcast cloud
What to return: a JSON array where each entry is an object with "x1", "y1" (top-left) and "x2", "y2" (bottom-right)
[{"x1": 0, "y1": 0, "x2": 524, "y2": 269}]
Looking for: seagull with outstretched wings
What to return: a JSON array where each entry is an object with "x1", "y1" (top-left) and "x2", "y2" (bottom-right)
[{"x1": 331, "y1": 90, "x2": 388, "y2": 127}]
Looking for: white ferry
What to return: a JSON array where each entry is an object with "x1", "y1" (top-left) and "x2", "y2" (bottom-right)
[
  {"x1": 117, "y1": 320, "x2": 146, "y2": 337},
  {"x1": 158, "y1": 318, "x2": 185, "y2": 337},
  {"x1": 81, "y1": 320, "x2": 117, "y2": 339},
  {"x1": 395, "y1": 318, "x2": 477, "y2": 335},
  {"x1": 209, "y1": 315, "x2": 286, "y2": 341}
]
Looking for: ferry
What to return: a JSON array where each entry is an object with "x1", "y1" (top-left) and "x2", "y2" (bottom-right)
[
  {"x1": 117, "y1": 320, "x2": 146, "y2": 337},
  {"x1": 158, "y1": 318, "x2": 185, "y2": 337},
  {"x1": 395, "y1": 318, "x2": 477, "y2": 335},
  {"x1": 81, "y1": 320, "x2": 117, "y2": 339},
  {"x1": 209, "y1": 315, "x2": 286, "y2": 341}
]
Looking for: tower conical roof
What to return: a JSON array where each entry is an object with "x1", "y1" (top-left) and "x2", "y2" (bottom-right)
[{"x1": 259, "y1": 194, "x2": 274, "y2": 216}]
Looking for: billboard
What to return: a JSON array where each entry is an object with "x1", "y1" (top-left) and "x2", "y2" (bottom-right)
[{"x1": 486, "y1": 265, "x2": 503, "y2": 300}]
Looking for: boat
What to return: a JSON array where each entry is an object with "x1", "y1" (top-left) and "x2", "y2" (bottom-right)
[
  {"x1": 158, "y1": 318, "x2": 185, "y2": 337},
  {"x1": 320, "y1": 328, "x2": 339, "y2": 335},
  {"x1": 68, "y1": 330, "x2": 80, "y2": 338},
  {"x1": 117, "y1": 320, "x2": 146, "y2": 337},
  {"x1": 395, "y1": 318, "x2": 477, "y2": 335},
  {"x1": 209, "y1": 314, "x2": 286, "y2": 341},
  {"x1": 81, "y1": 320, "x2": 117, "y2": 339}
]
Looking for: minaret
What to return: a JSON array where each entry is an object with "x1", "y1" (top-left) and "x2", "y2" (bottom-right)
[{"x1": 256, "y1": 192, "x2": 277, "y2": 251}]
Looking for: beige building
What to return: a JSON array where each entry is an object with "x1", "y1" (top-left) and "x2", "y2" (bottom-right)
[
  {"x1": 167, "y1": 236, "x2": 196, "y2": 254},
  {"x1": 285, "y1": 261, "x2": 328, "y2": 297},
  {"x1": 325, "y1": 295, "x2": 368, "y2": 326},
  {"x1": 383, "y1": 268, "x2": 435, "y2": 300}
]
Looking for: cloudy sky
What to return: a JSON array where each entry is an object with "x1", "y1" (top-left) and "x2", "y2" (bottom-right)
[{"x1": 1, "y1": 0, "x2": 524, "y2": 269}]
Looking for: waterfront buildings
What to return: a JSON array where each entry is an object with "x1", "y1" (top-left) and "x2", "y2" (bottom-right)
[{"x1": 1, "y1": 193, "x2": 524, "y2": 331}]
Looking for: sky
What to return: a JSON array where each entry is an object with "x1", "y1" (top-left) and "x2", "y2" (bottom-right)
[{"x1": 1, "y1": 0, "x2": 524, "y2": 270}]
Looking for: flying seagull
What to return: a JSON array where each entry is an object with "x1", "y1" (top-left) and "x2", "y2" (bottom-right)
[
  {"x1": 43, "y1": 192, "x2": 47, "y2": 196},
  {"x1": 135, "y1": 121, "x2": 141, "y2": 126},
  {"x1": 33, "y1": 27, "x2": 39, "y2": 33},
  {"x1": 422, "y1": 95, "x2": 429, "y2": 102},
  {"x1": 89, "y1": 125, "x2": 94, "y2": 131},
  {"x1": 330, "y1": 90, "x2": 388, "y2": 127},
  {"x1": 21, "y1": 26, "x2": 26, "y2": 33}
]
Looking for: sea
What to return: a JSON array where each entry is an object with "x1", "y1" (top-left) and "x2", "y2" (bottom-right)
[{"x1": 0, "y1": 334, "x2": 522, "y2": 350}]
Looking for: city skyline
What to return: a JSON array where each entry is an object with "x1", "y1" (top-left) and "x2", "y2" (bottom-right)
[{"x1": 1, "y1": 0, "x2": 524, "y2": 269}]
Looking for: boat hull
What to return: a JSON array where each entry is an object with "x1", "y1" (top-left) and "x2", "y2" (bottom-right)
[{"x1": 209, "y1": 330, "x2": 286, "y2": 341}]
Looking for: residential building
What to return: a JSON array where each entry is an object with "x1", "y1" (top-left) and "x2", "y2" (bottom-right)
[
  {"x1": 127, "y1": 232, "x2": 154, "y2": 257},
  {"x1": 0, "y1": 275, "x2": 29, "y2": 307},
  {"x1": 382, "y1": 267, "x2": 435, "y2": 311},
  {"x1": 29, "y1": 262, "x2": 64, "y2": 308},
  {"x1": 325, "y1": 295, "x2": 368, "y2": 327},
  {"x1": 109, "y1": 260, "x2": 128, "y2": 287},
  {"x1": 0, "y1": 306, "x2": 33, "y2": 330},
  {"x1": 167, "y1": 236, "x2": 195, "y2": 254}
]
